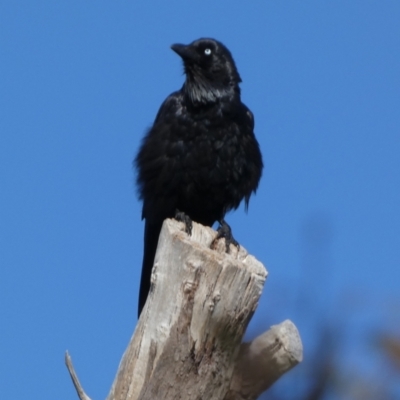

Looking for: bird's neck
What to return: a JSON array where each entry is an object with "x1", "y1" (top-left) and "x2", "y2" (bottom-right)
[{"x1": 183, "y1": 76, "x2": 240, "y2": 107}]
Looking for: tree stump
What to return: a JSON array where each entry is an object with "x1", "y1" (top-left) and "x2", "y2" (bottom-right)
[{"x1": 66, "y1": 219, "x2": 303, "y2": 400}]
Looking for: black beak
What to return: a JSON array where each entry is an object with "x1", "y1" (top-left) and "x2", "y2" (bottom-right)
[{"x1": 171, "y1": 43, "x2": 192, "y2": 61}]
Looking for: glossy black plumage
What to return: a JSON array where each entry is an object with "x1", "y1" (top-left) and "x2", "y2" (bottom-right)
[{"x1": 135, "y1": 38, "x2": 263, "y2": 316}]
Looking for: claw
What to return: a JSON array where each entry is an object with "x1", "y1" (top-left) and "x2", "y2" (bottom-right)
[
  {"x1": 174, "y1": 209, "x2": 193, "y2": 235},
  {"x1": 211, "y1": 219, "x2": 239, "y2": 253}
]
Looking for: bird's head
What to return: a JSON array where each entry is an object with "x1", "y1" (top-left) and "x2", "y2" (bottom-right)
[{"x1": 171, "y1": 38, "x2": 242, "y2": 105}]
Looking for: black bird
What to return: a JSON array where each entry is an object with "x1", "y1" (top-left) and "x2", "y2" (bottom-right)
[{"x1": 135, "y1": 38, "x2": 263, "y2": 317}]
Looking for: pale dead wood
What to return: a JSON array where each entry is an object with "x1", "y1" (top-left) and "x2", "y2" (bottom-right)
[
  {"x1": 107, "y1": 219, "x2": 267, "y2": 400},
  {"x1": 225, "y1": 320, "x2": 303, "y2": 400},
  {"x1": 65, "y1": 351, "x2": 92, "y2": 400},
  {"x1": 66, "y1": 219, "x2": 303, "y2": 400}
]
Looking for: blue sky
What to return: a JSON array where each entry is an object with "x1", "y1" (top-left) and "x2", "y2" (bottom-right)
[{"x1": 1, "y1": 1, "x2": 400, "y2": 398}]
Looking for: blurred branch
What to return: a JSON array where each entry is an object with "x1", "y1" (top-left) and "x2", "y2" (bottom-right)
[{"x1": 377, "y1": 334, "x2": 400, "y2": 371}]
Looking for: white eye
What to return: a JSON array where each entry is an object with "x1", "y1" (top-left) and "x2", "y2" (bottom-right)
[{"x1": 204, "y1": 48, "x2": 212, "y2": 56}]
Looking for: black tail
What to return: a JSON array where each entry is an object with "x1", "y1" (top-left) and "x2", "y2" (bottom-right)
[{"x1": 138, "y1": 220, "x2": 163, "y2": 317}]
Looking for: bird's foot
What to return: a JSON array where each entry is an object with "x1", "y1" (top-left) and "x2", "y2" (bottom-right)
[
  {"x1": 211, "y1": 219, "x2": 240, "y2": 253},
  {"x1": 174, "y1": 209, "x2": 193, "y2": 235}
]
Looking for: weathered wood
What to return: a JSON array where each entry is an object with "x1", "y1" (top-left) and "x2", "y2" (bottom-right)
[
  {"x1": 65, "y1": 352, "x2": 92, "y2": 400},
  {"x1": 66, "y1": 219, "x2": 303, "y2": 400},
  {"x1": 107, "y1": 219, "x2": 267, "y2": 400},
  {"x1": 225, "y1": 320, "x2": 303, "y2": 400}
]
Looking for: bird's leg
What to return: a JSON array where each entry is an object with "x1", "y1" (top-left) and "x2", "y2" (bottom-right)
[
  {"x1": 174, "y1": 209, "x2": 193, "y2": 235},
  {"x1": 211, "y1": 219, "x2": 240, "y2": 253}
]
